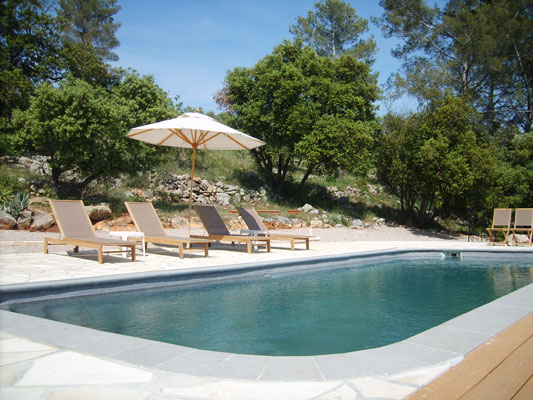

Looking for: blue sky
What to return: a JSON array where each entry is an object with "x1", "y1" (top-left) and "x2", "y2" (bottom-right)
[{"x1": 112, "y1": 0, "x2": 413, "y2": 115}]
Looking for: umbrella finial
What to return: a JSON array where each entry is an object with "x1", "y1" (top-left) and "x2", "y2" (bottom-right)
[{"x1": 195, "y1": 108, "x2": 200, "y2": 113}]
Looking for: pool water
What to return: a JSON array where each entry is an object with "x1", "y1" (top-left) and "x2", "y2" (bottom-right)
[{"x1": 11, "y1": 258, "x2": 533, "y2": 356}]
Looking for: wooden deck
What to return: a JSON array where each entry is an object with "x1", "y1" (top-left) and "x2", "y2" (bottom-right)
[{"x1": 407, "y1": 313, "x2": 533, "y2": 399}]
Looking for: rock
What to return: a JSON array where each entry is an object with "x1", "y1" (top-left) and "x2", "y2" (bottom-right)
[
  {"x1": 17, "y1": 156, "x2": 33, "y2": 167},
  {"x1": 0, "y1": 210, "x2": 17, "y2": 230},
  {"x1": 233, "y1": 193, "x2": 241, "y2": 203},
  {"x1": 310, "y1": 218, "x2": 323, "y2": 228},
  {"x1": 215, "y1": 192, "x2": 231, "y2": 206},
  {"x1": 85, "y1": 204, "x2": 112, "y2": 222},
  {"x1": 350, "y1": 219, "x2": 364, "y2": 229},
  {"x1": 17, "y1": 210, "x2": 32, "y2": 229},
  {"x1": 170, "y1": 216, "x2": 188, "y2": 228},
  {"x1": 300, "y1": 204, "x2": 315, "y2": 213},
  {"x1": 514, "y1": 234, "x2": 530, "y2": 244},
  {"x1": 30, "y1": 211, "x2": 55, "y2": 231}
]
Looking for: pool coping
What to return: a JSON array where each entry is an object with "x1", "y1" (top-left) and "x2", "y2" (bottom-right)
[{"x1": 0, "y1": 247, "x2": 532, "y2": 382}]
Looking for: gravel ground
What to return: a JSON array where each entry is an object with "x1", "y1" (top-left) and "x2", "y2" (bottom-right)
[{"x1": 0, "y1": 226, "x2": 470, "y2": 254}]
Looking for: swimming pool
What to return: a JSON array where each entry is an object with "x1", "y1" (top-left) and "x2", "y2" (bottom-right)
[{"x1": 6, "y1": 255, "x2": 532, "y2": 356}]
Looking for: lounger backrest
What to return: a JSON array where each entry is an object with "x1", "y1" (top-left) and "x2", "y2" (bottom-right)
[
  {"x1": 125, "y1": 202, "x2": 166, "y2": 236},
  {"x1": 237, "y1": 207, "x2": 268, "y2": 231},
  {"x1": 514, "y1": 208, "x2": 533, "y2": 228},
  {"x1": 492, "y1": 208, "x2": 512, "y2": 228},
  {"x1": 49, "y1": 199, "x2": 95, "y2": 239},
  {"x1": 194, "y1": 205, "x2": 231, "y2": 236}
]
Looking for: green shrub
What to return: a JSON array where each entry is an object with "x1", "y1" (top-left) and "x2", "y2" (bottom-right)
[{"x1": 2, "y1": 192, "x2": 29, "y2": 218}]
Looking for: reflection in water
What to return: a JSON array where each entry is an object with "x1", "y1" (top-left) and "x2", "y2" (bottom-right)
[{"x1": 11, "y1": 258, "x2": 533, "y2": 356}]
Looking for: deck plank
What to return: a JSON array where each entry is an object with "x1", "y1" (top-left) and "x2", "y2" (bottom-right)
[
  {"x1": 513, "y1": 376, "x2": 533, "y2": 400},
  {"x1": 407, "y1": 313, "x2": 533, "y2": 400},
  {"x1": 460, "y1": 337, "x2": 533, "y2": 399}
]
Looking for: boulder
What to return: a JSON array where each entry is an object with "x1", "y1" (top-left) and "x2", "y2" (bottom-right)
[
  {"x1": 17, "y1": 210, "x2": 33, "y2": 229},
  {"x1": 215, "y1": 192, "x2": 231, "y2": 206},
  {"x1": 310, "y1": 218, "x2": 323, "y2": 228},
  {"x1": 0, "y1": 210, "x2": 17, "y2": 230},
  {"x1": 300, "y1": 204, "x2": 316, "y2": 213},
  {"x1": 85, "y1": 204, "x2": 112, "y2": 222},
  {"x1": 170, "y1": 216, "x2": 188, "y2": 228},
  {"x1": 30, "y1": 211, "x2": 55, "y2": 231},
  {"x1": 350, "y1": 219, "x2": 364, "y2": 229}
]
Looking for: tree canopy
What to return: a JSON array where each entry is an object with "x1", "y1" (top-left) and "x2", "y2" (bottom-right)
[
  {"x1": 376, "y1": 94, "x2": 489, "y2": 226},
  {"x1": 216, "y1": 40, "x2": 378, "y2": 193},
  {"x1": 376, "y1": 0, "x2": 533, "y2": 134},
  {"x1": 12, "y1": 73, "x2": 177, "y2": 197},
  {"x1": 57, "y1": 0, "x2": 121, "y2": 85},
  {"x1": 290, "y1": 0, "x2": 376, "y2": 62}
]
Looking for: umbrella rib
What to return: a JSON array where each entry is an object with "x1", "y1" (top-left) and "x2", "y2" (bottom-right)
[
  {"x1": 171, "y1": 129, "x2": 194, "y2": 146},
  {"x1": 127, "y1": 129, "x2": 153, "y2": 138},
  {"x1": 223, "y1": 133, "x2": 251, "y2": 150},
  {"x1": 198, "y1": 132, "x2": 223, "y2": 147},
  {"x1": 157, "y1": 132, "x2": 175, "y2": 146}
]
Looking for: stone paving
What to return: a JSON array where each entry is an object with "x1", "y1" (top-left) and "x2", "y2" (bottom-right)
[{"x1": 0, "y1": 239, "x2": 532, "y2": 400}]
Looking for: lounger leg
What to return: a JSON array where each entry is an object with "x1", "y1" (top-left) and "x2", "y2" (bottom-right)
[
  {"x1": 178, "y1": 244, "x2": 184, "y2": 259},
  {"x1": 204, "y1": 243, "x2": 209, "y2": 257},
  {"x1": 74, "y1": 246, "x2": 79, "y2": 253},
  {"x1": 98, "y1": 245, "x2": 103, "y2": 264},
  {"x1": 247, "y1": 242, "x2": 252, "y2": 253},
  {"x1": 267, "y1": 241, "x2": 270, "y2": 252},
  {"x1": 305, "y1": 238, "x2": 310, "y2": 250},
  {"x1": 44, "y1": 239, "x2": 48, "y2": 254},
  {"x1": 290, "y1": 239, "x2": 295, "y2": 251},
  {"x1": 131, "y1": 246, "x2": 136, "y2": 262}
]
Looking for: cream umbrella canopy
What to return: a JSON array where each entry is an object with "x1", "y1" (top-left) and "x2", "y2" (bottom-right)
[{"x1": 126, "y1": 112, "x2": 266, "y2": 232}]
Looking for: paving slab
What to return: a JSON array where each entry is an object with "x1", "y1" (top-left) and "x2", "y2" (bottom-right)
[{"x1": 15, "y1": 351, "x2": 153, "y2": 386}]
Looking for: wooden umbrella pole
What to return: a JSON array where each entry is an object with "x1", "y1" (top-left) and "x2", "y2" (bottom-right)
[{"x1": 188, "y1": 146, "x2": 197, "y2": 237}]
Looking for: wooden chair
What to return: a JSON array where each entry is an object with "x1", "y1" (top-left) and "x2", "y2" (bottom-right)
[
  {"x1": 486, "y1": 208, "x2": 512, "y2": 245},
  {"x1": 192, "y1": 205, "x2": 271, "y2": 253},
  {"x1": 125, "y1": 201, "x2": 214, "y2": 258},
  {"x1": 44, "y1": 200, "x2": 136, "y2": 264},
  {"x1": 237, "y1": 207, "x2": 314, "y2": 250},
  {"x1": 511, "y1": 208, "x2": 533, "y2": 246}
]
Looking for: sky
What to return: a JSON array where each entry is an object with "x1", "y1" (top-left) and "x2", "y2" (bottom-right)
[{"x1": 112, "y1": 0, "x2": 414, "y2": 115}]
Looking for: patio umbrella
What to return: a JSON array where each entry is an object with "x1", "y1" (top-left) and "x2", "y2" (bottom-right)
[{"x1": 126, "y1": 112, "x2": 266, "y2": 232}]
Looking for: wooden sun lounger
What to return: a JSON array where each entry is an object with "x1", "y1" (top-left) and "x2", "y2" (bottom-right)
[
  {"x1": 125, "y1": 202, "x2": 214, "y2": 258},
  {"x1": 192, "y1": 205, "x2": 271, "y2": 253},
  {"x1": 44, "y1": 200, "x2": 136, "y2": 264},
  {"x1": 237, "y1": 207, "x2": 314, "y2": 250},
  {"x1": 511, "y1": 208, "x2": 533, "y2": 246},
  {"x1": 486, "y1": 208, "x2": 512, "y2": 245}
]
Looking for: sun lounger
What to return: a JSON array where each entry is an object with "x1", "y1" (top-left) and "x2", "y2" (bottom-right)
[
  {"x1": 125, "y1": 202, "x2": 214, "y2": 258},
  {"x1": 192, "y1": 205, "x2": 270, "y2": 253},
  {"x1": 237, "y1": 207, "x2": 314, "y2": 250},
  {"x1": 486, "y1": 208, "x2": 512, "y2": 245},
  {"x1": 511, "y1": 208, "x2": 533, "y2": 246},
  {"x1": 44, "y1": 200, "x2": 136, "y2": 264}
]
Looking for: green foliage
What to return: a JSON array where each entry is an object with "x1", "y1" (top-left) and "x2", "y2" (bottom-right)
[
  {"x1": 57, "y1": 0, "x2": 121, "y2": 85},
  {"x1": 217, "y1": 40, "x2": 378, "y2": 194},
  {"x1": 376, "y1": 94, "x2": 484, "y2": 226},
  {"x1": 290, "y1": 0, "x2": 376, "y2": 62},
  {"x1": 12, "y1": 72, "x2": 177, "y2": 198},
  {"x1": 2, "y1": 191, "x2": 29, "y2": 217},
  {"x1": 0, "y1": 186, "x2": 13, "y2": 205},
  {"x1": 377, "y1": 0, "x2": 533, "y2": 134},
  {"x1": 0, "y1": 0, "x2": 62, "y2": 150}
]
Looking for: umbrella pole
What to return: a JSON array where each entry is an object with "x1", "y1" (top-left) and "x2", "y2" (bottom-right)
[{"x1": 188, "y1": 146, "x2": 197, "y2": 237}]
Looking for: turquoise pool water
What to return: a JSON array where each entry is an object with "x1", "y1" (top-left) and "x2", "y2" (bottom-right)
[{"x1": 10, "y1": 258, "x2": 533, "y2": 356}]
